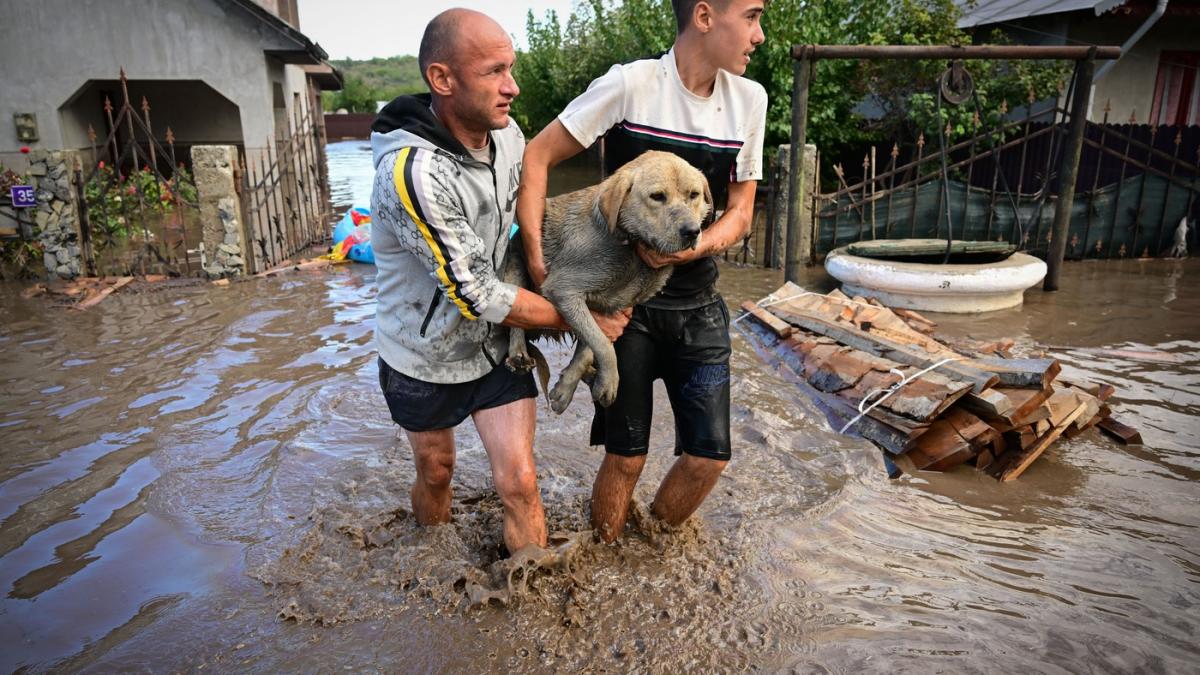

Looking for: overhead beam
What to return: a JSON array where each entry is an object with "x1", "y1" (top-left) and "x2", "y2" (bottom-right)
[{"x1": 790, "y1": 45, "x2": 1121, "y2": 61}]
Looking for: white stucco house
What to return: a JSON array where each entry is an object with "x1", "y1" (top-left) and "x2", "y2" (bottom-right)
[
  {"x1": 958, "y1": 0, "x2": 1200, "y2": 124},
  {"x1": 0, "y1": 0, "x2": 343, "y2": 171}
]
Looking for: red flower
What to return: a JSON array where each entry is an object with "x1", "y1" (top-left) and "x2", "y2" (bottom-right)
[
  {"x1": 19, "y1": 146, "x2": 30, "y2": 154},
  {"x1": 143, "y1": 165, "x2": 150, "y2": 172},
  {"x1": 98, "y1": 161, "x2": 105, "y2": 169}
]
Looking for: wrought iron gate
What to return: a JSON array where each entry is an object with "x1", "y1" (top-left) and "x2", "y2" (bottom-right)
[
  {"x1": 76, "y1": 69, "x2": 200, "y2": 277},
  {"x1": 237, "y1": 102, "x2": 329, "y2": 272}
]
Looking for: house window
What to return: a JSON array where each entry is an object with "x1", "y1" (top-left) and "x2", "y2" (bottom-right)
[{"x1": 1150, "y1": 51, "x2": 1199, "y2": 126}]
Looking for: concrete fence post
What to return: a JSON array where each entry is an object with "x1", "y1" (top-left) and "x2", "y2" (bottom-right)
[
  {"x1": 770, "y1": 143, "x2": 817, "y2": 270},
  {"x1": 27, "y1": 150, "x2": 84, "y2": 279},
  {"x1": 191, "y1": 145, "x2": 250, "y2": 278}
]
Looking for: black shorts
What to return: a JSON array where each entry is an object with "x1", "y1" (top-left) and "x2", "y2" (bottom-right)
[
  {"x1": 378, "y1": 357, "x2": 537, "y2": 432},
  {"x1": 589, "y1": 300, "x2": 732, "y2": 461}
]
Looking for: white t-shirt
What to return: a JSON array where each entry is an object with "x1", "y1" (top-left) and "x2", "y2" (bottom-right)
[
  {"x1": 557, "y1": 48, "x2": 768, "y2": 306},
  {"x1": 559, "y1": 47, "x2": 768, "y2": 186}
]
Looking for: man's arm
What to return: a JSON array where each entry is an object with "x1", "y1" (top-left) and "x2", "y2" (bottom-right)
[
  {"x1": 637, "y1": 179, "x2": 757, "y2": 268},
  {"x1": 502, "y1": 287, "x2": 630, "y2": 341},
  {"x1": 516, "y1": 119, "x2": 586, "y2": 288}
]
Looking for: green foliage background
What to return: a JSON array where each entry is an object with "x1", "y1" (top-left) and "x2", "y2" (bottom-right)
[
  {"x1": 323, "y1": 0, "x2": 1069, "y2": 160},
  {"x1": 515, "y1": 0, "x2": 1069, "y2": 159},
  {"x1": 323, "y1": 56, "x2": 425, "y2": 112}
]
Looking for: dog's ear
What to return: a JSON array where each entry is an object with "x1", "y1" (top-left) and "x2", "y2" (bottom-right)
[
  {"x1": 702, "y1": 179, "x2": 714, "y2": 221},
  {"x1": 595, "y1": 169, "x2": 634, "y2": 233}
]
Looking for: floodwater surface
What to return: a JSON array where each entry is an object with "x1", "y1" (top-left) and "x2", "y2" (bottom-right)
[{"x1": 0, "y1": 142, "x2": 1197, "y2": 672}]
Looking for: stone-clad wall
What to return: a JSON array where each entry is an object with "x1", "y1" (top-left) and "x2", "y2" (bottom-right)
[
  {"x1": 26, "y1": 150, "x2": 83, "y2": 279},
  {"x1": 191, "y1": 145, "x2": 248, "y2": 278}
]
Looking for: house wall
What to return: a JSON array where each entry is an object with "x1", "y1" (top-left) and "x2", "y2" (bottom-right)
[
  {"x1": 1070, "y1": 18, "x2": 1197, "y2": 123},
  {"x1": 0, "y1": 0, "x2": 315, "y2": 168},
  {"x1": 972, "y1": 11, "x2": 1199, "y2": 123}
]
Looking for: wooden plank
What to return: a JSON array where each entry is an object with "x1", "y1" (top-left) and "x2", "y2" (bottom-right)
[
  {"x1": 996, "y1": 401, "x2": 1089, "y2": 481},
  {"x1": 840, "y1": 366, "x2": 974, "y2": 423},
  {"x1": 997, "y1": 387, "x2": 1052, "y2": 425},
  {"x1": 741, "y1": 322, "x2": 924, "y2": 454},
  {"x1": 770, "y1": 306, "x2": 999, "y2": 392},
  {"x1": 1045, "y1": 390, "x2": 1085, "y2": 427},
  {"x1": 780, "y1": 289, "x2": 955, "y2": 356},
  {"x1": 974, "y1": 448, "x2": 995, "y2": 470},
  {"x1": 893, "y1": 307, "x2": 936, "y2": 330},
  {"x1": 740, "y1": 301, "x2": 794, "y2": 338},
  {"x1": 1097, "y1": 417, "x2": 1143, "y2": 445},
  {"x1": 1001, "y1": 425, "x2": 1038, "y2": 453},
  {"x1": 907, "y1": 419, "x2": 972, "y2": 471},
  {"x1": 72, "y1": 276, "x2": 134, "y2": 310},
  {"x1": 958, "y1": 388, "x2": 1015, "y2": 422},
  {"x1": 970, "y1": 356, "x2": 1062, "y2": 389},
  {"x1": 1059, "y1": 379, "x2": 1117, "y2": 402},
  {"x1": 847, "y1": 239, "x2": 1017, "y2": 258}
]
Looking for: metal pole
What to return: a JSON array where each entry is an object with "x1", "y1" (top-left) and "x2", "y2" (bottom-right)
[
  {"x1": 785, "y1": 47, "x2": 813, "y2": 283},
  {"x1": 1044, "y1": 51, "x2": 1095, "y2": 292}
]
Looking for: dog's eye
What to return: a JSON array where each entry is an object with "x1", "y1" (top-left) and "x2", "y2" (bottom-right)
[
  {"x1": 689, "y1": 191, "x2": 700, "y2": 200},
  {"x1": 649, "y1": 192, "x2": 667, "y2": 203}
]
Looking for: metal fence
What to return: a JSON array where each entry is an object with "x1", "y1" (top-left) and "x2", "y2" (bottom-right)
[
  {"x1": 76, "y1": 69, "x2": 201, "y2": 277},
  {"x1": 813, "y1": 103, "x2": 1200, "y2": 260},
  {"x1": 237, "y1": 103, "x2": 330, "y2": 272}
]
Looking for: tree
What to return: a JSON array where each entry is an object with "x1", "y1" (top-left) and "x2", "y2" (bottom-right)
[
  {"x1": 513, "y1": 0, "x2": 1069, "y2": 162},
  {"x1": 324, "y1": 75, "x2": 378, "y2": 113}
]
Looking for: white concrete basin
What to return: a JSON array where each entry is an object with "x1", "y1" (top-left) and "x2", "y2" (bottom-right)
[{"x1": 824, "y1": 245, "x2": 1047, "y2": 313}]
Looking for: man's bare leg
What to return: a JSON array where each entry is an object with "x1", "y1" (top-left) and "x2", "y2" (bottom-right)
[
  {"x1": 590, "y1": 453, "x2": 647, "y2": 543},
  {"x1": 472, "y1": 397, "x2": 547, "y2": 552},
  {"x1": 651, "y1": 454, "x2": 728, "y2": 526},
  {"x1": 404, "y1": 427, "x2": 457, "y2": 525}
]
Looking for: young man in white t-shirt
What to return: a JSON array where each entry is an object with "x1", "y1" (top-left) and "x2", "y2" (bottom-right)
[{"x1": 517, "y1": 0, "x2": 767, "y2": 543}]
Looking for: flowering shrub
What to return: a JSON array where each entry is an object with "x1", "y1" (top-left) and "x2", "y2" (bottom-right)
[
  {"x1": 83, "y1": 163, "x2": 198, "y2": 240},
  {"x1": 0, "y1": 162, "x2": 41, "y2": 280}
]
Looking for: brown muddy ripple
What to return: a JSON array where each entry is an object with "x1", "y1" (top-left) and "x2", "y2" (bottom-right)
[{"x1": 0, "y1": 254, "x2": 1198, "y2": 672}]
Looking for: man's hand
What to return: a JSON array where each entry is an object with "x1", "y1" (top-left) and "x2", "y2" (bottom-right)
[
  {"x1": 635, "y1": 235, "x2": 708, "y2": 269},
  {"x1": 591, "y1": 307, "x2": 632, "y2": 342}
]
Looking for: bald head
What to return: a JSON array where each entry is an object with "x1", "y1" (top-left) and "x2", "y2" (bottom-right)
[{"x1": 418, "y1": 8, "x2": 509, "y2": 87}]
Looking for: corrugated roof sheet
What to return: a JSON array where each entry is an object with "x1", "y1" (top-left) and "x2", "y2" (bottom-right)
[{"x1": 955, "y1": 0, "x2": 1128, "y2": 28}]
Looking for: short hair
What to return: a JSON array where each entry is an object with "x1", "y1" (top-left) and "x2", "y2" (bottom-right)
[
  {"x1": 671, "y1": 0, "x2": 730, "y2": 34},
  {"x1": 418, "y1": 11, "x2": 461, "y2": 87}
]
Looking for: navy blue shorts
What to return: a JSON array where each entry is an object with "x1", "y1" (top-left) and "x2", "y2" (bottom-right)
[
  {"x1": 378, "y1": 357, "x2": 537, "y2": 432},
  {"x1": 589, "y1": 300, "x2": 732, "y2": 461}
]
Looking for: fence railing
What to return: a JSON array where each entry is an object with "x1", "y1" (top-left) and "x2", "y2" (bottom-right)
[
  {"x1": 238, "y1": 103, "x2": 330, "y2": 272},
  {"x1": 76, "y1": 69, "x2": 200, "y2": 277}
]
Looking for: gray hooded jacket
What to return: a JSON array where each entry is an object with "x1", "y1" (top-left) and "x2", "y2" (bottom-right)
[{"x1": 370, "y1": 94, "x2": 524, "y2": 384}]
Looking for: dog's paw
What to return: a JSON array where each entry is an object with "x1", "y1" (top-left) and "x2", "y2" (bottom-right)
[
  {"x1": 549, "y1": 380, "x2": 575, "y2": 414},
  {"x1": 505, "y1": 351, "x2": 535, "y2": 373},
  {"x1": 591, "y1": 371, "x2": 619, "y2": 408}
]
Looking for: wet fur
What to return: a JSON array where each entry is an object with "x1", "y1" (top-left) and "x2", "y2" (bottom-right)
[{"x1": 503, "y1": 151, "x2": 712, "y2": 413}]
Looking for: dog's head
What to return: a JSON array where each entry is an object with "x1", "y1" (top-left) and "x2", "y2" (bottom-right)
[{"x1": 593, "y1": 151, "x2": 713, "y2": 253}]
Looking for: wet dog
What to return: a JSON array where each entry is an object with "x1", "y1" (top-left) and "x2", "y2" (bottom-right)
[{"x1": 504, "y1": 151, "x2": 712, "y2": 413}]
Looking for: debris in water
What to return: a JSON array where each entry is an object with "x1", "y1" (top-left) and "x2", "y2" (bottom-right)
[{"x1": 739, "y1": 281, "x2": 1141, "y2": 481}]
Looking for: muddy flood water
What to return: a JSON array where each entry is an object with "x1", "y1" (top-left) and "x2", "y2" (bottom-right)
[{"x1": 2, "y1": 141, "x2": 1198, "y2": 672}]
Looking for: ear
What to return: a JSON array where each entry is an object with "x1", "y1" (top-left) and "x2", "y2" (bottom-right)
[
  {"x1": 694, "y1": 1, "x2": 714, "y2": 33},
  {"x1": 702, "y1": 179, "x2": 714, "y2": 222},
  {"x1": 427, "y1": 62, "x2": 453, "y2": 97},
  {"x1": 595, "y1": 169, "x2": 634, "y2": 233}
]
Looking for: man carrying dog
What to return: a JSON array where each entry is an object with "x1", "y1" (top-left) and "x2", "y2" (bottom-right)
[
  {"x1": 369, "y1": 9, "x2": 629, "y2": 554},
  {"x1": 517, "y1": 0, "x2": 768, "y2": 542}
]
